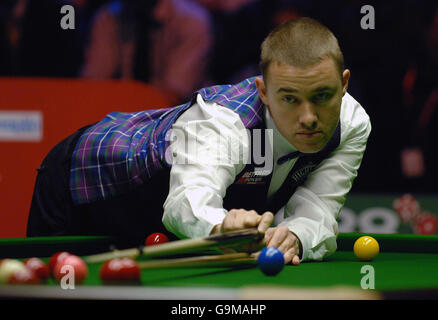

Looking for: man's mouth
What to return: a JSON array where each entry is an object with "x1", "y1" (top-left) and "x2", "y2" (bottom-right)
[{"x1": 296, "y1": 131, "x2": 323, "y2": 139}]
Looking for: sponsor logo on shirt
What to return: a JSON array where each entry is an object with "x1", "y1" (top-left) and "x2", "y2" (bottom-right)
[{"x1": 236, "y1": 170, "x2": 270, "y2": 184}]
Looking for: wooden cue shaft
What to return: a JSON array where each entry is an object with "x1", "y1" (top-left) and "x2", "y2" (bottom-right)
[
  {"x1": 84, "y1": 248, "x2": 141, "y2": 263},
  {"x1": 140, "y1": 231, "x2": 261, "y2": 259},
  {"x1": 137, "y1": 252, "x2": 257, "y2": 269},
  {"x1": 84, "y1": 228, "x2": 263, "y2": 264}
]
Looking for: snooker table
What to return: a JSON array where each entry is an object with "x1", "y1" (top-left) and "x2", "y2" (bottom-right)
[{"x1": 0, "y1": 233, "x2": 437, "y2": 300}]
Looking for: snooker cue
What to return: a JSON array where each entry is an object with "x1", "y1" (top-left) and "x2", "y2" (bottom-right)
[
  {"x1": 137, "y1": 252, "x2": 257, "y2": 269},
  {"x1": 84, "y1": 228, "x2": 264, "y2": 263}
]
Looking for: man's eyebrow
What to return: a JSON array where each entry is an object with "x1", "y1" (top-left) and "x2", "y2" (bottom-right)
[
  {"x1": 276, "y1": 86, "x2": 336, "y2": 94},
  {"x1": 312, "y1": 86, "x2": 335, "y2": 92},
  {"x1": 277, "y1": 87, "x2": 298, "y2": 93}
]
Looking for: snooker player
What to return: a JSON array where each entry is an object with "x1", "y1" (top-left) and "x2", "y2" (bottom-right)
[{"x1": 27, "y1": 17, "x2": 371, "y2": 266}]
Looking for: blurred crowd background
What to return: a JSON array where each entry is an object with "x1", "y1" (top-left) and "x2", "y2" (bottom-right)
[{"x1": 1, "y1": 0, "x2": 437, "y2": 194}]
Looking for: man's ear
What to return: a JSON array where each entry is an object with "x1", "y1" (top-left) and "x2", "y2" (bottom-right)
[
  {"x1": 255, "y1": 77, "x2": 269, "y2": 105},
  {"x1": 342, "y1": 69, "x2": 350, "y2": 96}
]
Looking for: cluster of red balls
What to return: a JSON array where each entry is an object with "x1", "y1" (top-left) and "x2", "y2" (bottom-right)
[
  {"x1": 100, "y1": 232, "x2": 169, "y2": 283},
  {"x1": 0, "y1": 258, "x2": 48, "y2": 284},
  {"x1": 0, "y1": 232, "x2": 169, "y2": 285},
  {"x1": 0, "y1": 253, "x2": 87, "y2": 285}
]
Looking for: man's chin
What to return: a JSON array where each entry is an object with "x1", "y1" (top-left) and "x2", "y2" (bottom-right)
[{"x1": 294, "y1": 141, "x2": 325, "y2": 154}]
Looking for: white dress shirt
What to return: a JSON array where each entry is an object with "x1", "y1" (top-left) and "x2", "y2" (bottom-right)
[{"x1": 163, "y1": 92, "x2": 371, "y2": 261}]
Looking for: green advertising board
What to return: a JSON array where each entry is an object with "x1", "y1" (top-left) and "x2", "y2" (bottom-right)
[{"x1": 340, "y1": 193, "x2": 438, "y2": 234}]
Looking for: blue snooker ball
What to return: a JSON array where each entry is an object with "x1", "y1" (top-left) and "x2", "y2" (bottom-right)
[{"x1": 257, "y1": 247, "x2": 284, "y2": 276}]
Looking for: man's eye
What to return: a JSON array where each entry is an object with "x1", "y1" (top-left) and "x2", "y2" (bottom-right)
[
  {"x1": 283, "y1": 96, "x2": 297, "y2": 104},
  {"x1": 313, "y1": 92, "x2": 332, "y2": 102}
]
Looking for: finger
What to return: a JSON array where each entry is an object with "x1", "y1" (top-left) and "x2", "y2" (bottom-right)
[
  {"x1": 277, "y1": 234, "x2": 295, "y2": 254},
  {"x1": 283, "y1": 244, "x2": 301, "y2": 265},
  {"x1": 224, "y1": 210, "x2": 260, "y2": 231},
  {"x1": 257, "y1": 211, "x2": 274, "y2": 233},
  {"x1": 283, "y1": 247, "x2": 296, "y2": 264},
  {"x1": 266, "y1": 226, "x2": 289, "y2": 248},
  {"x1": 291, "y1": 255, "x2": 300, "y2": 266},
  {"x1": 243, "y1": 210, "x2": 262, "y2": 228},
  {"x1": 233, "y1": 210, "x2": 259, "y2": 229},
  {"x1": 222, "y1": 211, "x2": 237, "y2": 231},
  {"x1": 263, "y1": 227, "x2": 275, "y2": 245}
]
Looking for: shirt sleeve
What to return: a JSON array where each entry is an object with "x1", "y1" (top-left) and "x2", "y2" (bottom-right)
[
  {"x1": 278, "y1": 97, "x2": 372, "y2": 261},
  {"x1": 162, "y1": 94, "x2": 249, "y2": 239}
]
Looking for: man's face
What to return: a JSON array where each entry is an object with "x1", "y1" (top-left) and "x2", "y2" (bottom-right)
[{"x1": 256, "y1": 58, "x2": 350, "y2": 153}]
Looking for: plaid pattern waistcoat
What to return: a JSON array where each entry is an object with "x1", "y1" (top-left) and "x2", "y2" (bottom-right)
[{"x1": 70, "y1": 76, "x2": 340, "y2": 214}]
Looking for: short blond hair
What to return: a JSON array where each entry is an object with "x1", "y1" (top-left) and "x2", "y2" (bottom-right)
[{"x1": 260, "y1": 17, "x2": 344, "y2": 81}]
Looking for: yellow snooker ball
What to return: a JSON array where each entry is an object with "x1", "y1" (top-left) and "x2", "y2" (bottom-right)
[{"x1": 353, "y1": 236, "x2": 380, "y2": 261}]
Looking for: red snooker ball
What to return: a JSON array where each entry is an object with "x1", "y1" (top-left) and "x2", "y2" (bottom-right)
[
  {"x1": 53, "y1": 255, "x2": 88, "y2": 284},
  {"x1": 8, "y1": 268, "x2": 40, "y2": 285},
  {"x1": 100, "y1": 258, "x2": 140, "y2": 283},
  {"x1": 48, "y1": 251, "x2": 72, "y2": 276},
  {"x1": 24, "y1": 257, "x2": 50, "y2": 281},
  {"x1": 145, "y1": 233, "x2": 169, "y2": 246}
]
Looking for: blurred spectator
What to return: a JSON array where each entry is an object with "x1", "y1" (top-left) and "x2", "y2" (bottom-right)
[
  {"x1": 80, "y1": 0, "x2": 213, "y2": 104},
  {"x1": 199, "y1": 0, "x2": 281, "y2": 84},
  {"x1": 400, "y1": 4, "x2": 438, "y2": 191},
  {"x1": 0, "y1": 0, "x2": 27, "y2": 75},
  {"x1": 195, "y1": 0, "x2": 257, "y2": 13},
  {"x1": 0, "y1": 0, "x2": 95, "y2": 77}
]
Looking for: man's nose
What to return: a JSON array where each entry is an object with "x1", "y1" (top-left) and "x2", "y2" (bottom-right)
[{"x1": 298, "y1": 103, "x2": 318, "y2": 129}]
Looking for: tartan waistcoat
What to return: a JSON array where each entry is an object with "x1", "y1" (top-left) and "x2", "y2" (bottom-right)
[{"x1": 70, "y1": 76, "x2": 341, "y2": 215}]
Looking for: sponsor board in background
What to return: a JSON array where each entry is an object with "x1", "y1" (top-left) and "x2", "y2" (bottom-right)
[
  {"x1": 0, "y1": 111, "x2": 43, "y2": 142},
  {"x1": 339, "y1": 194, "x2": 438, "y2": 235}
]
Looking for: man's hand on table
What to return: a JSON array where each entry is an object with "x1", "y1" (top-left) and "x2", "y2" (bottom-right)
[{"x1": 211, "y1": 209, "x2": 300, "y2": 265}]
